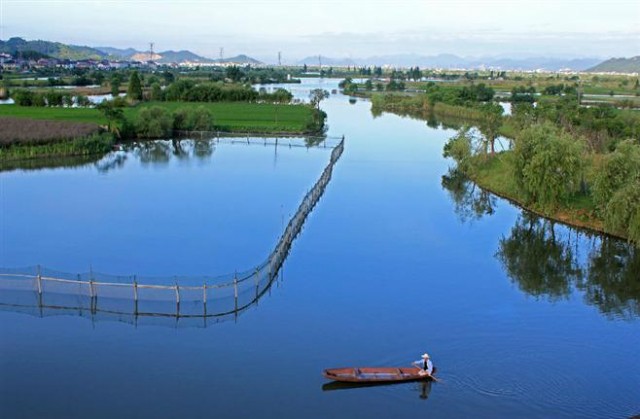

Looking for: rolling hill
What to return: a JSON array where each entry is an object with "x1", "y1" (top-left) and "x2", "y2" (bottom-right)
[
  {"x1": 1, "y1": 37, "x2": 263, "y2": 65},
  {"x1": 587, "y1": 56, "x2": 640, "y2": 73},
  {"x1": 0, "y1": 37, "x2": 106, "y2": 60}
]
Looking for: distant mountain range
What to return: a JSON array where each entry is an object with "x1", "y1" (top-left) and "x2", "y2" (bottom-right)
[
  {"x1": 3, "y1": 37, "x2": 638, "y2": 73},
  {"x1": 0, "y1": 37, "x2": 263, "y2": 65},
  {"x1": 299, "y1": 54, "x2": 603, "y2": 71},
  {"x1": 587, "y1": 56, "x2": 640, "y2": 73}
]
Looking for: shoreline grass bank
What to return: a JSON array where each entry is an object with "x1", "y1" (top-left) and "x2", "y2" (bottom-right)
[{"x1": 468, "y1": 152, "x2": 629, "y2": 241}]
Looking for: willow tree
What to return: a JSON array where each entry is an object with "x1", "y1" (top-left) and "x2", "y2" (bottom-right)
[
  {"x1": 478, "y1": 102, "x2": 503, "y2": 154},
  {"x1": 592, "y1": 139, "x2": 640, "y2": 244},
  {"x1": 513, "y1": 123, "x2": 584, "y2": 210}
]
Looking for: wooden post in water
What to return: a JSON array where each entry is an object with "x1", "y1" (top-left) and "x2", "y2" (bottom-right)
[
  {"x1": 254, "y1": 268, "x2": 259, "y2": 303},
  {"x1": 175, "y1": 282, "x2": 180, "y2": 317},
  {"x1": 234, "y1": 273, "x2": 239, "y2": 312},
  {"x1": 36, "y1": 265, "x2": 43, "y2": 316},
  {"x1": 133, "y1": 276, "x2": 138, "y2": 315},
  {"x1": 89, "y1": 276, "x2": 96, "y2": 314},
  {"x1": 36, "y1": 265, "x2": 42, "y2": 296},
  {"x1": 203, "y1": 281, "x2": 207, "y2": 317}
]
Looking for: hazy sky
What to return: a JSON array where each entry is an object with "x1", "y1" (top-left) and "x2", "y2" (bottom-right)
[{"x1": 1, "y1": 0, "x2": 639, "y2": 62}]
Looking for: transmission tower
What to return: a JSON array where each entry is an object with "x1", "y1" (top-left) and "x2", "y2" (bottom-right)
[
  {"x1": 219, "y1": 47, "x2": 224, "y2": 62},
  {"x1": 149, "y1": 42, "x2": 154, "y2": 62},
  {"x1": 278, "y1": 51, "x2": 282, "y2": 66}
]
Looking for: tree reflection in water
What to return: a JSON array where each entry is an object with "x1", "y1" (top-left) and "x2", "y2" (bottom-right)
[
  {"x1": 441, "y1": 167, "x2": 496, "y2": 223},
  {"x1": 496, "y1": 213, "x2": 581, "y2": 301},
  {"x1": 441, "y1": 167, "x2": 640, "y2": 319},
  {"x1": 582, "y1": 238, "x2": 640, "y2": 319}
]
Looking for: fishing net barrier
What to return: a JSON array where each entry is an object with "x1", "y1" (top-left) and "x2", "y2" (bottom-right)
[{"x1": 0, "y1": 138, "x2": 344, "y2": 327}]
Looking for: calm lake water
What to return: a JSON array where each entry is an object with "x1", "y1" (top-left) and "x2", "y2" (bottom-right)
[{"x1": 1, "y1": 78, "x2": 639, "y2": 418}]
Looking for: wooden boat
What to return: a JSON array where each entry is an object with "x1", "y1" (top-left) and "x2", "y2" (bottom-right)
[{"x1": 323, "y1": 366, "x2": 437, "y2": 383}]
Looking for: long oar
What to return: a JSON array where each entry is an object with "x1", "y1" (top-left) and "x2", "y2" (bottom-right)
[{"x1": 412, "y1": 363, "x2": 442, "y2": 383}]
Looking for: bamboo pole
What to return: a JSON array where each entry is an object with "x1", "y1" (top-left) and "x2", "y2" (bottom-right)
[
  {"x1": 254, "y1": 268, "x2": 259, "y2": 302},
  {"x1": 175, "y1": 282, "x2": 180, "y2": 317},
  {"x1": 133, "y1": 276, "x2": 138, "y2": 315},
  {"x1": 36, "y1": 265, "x2": 42, "y2": 296},
  {"x1": 203, "y1": 281, "x2": 207, "y2": 317},
  {"x1": 234, "y1": 273, "x2": 238, "y2": 312}
]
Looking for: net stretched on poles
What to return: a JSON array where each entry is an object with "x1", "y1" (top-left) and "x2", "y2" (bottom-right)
[{"x1": 0, "y1": 138, "x2": 345, "y2": 328}]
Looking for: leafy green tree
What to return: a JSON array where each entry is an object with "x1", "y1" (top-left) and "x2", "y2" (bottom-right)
[
  {"x1": 90, "y1": 71, "x2": 105, "y2": 86},
  {"x1": 188, "y1": 106, "x2": 213, "y2": 131},
  {"x1": 150, "y1": 82, "x2": 163, "y2": 101},
  {"x1": 76, "y1": 95, "x2": 91, "y2": 107},
  {"x1": 478, "y1": 103, "x2": 504, "y2": 154},
  {"x1": 162, "y1": 71, "x2": 175, "y2": 84},
  {"x1": 45, "y1": 90, "x2": 64, "y2": 107},
  {"x1": 135, "y1": 106, "x2": 172, "y2": 138},
  {"x1": 32, "y1": 93, "x2": 46, "y2": 107},
  {"x1": 127, "y1": 70, "x2": 143, "y2": 101},
  {"x1": 592, "y1": 139, "x2": 640, "y2": 211},
  {"x1": 12, "y1": 90, "x2": 34, "y2": 106},
  {"x1": 443, "y1": 127, "x2": 474, "y2": 173},
  {"x1": 96, "y1": 100, "x2": 125, "y2": 137},
  {"x1": 146, "y1": 75, "x2": 160, "y2": 87},
  {"x1": 225, "y1": 66, "x2": 243, "y2": 82},
  {"x1": 172, "y1": 108, "x2": 189, "y2": 131},
  {"x1": 62, "y1": 94, "x2": 74, "y2": 107},
  {"x1": 513, "y1": 123, "x2": 584, "y2": 209},
  {"x1": 309, "y1": 89, "x2": 329, "y2": 110},
  {"x1": 604, "y1": 181, "x2": 640, "y2": 243},
  {"x1": 511, "y1": 102, "x2": 537, "y2": 130}
]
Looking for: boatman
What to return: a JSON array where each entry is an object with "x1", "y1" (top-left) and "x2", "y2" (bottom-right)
[{"x1": 413, "y1": 353, "x2": 433, "y2": 377}]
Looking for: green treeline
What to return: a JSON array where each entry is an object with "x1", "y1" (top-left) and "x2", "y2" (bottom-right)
[
  {"x1": 370, "y1": 83, "x2": 499, "y2": 116},
  {"x1": 444, "y1": 123, "x2": 640, "y2": 244},
  {"x1": 160, "y1": 79, "x2": 293, "y2": 103}
]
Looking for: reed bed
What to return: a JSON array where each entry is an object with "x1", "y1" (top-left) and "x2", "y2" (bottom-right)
[{"x1": 0, "y1": 116, "x2": 101, "y2": 146}]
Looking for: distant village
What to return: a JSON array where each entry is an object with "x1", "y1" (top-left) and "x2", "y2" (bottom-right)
[{"x1": 0, "y1": 53, "x2": 259, "y2": 72}]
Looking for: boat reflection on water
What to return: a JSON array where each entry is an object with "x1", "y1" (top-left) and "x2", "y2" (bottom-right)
[{"x1": 322, "y1": 379, "x2": 433, "y2": 400}]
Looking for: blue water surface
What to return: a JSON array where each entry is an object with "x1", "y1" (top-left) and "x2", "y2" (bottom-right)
[{"x1": 1, "y1": 78, "x2": 639, "y2": 419}]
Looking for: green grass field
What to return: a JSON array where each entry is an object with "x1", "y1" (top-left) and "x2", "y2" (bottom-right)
[{"x1": 0, "y1": 102, "x2": 316, "y2": 133}]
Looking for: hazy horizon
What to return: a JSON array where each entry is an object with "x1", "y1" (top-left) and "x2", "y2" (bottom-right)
[{"x1": 2, "y1": 0, "x2": 639, "y2": 64}]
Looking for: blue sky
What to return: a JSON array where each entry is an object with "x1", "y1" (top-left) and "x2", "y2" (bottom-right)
[{"x1": 2, "y1": 0, "x2": 639, "y2": 61}]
